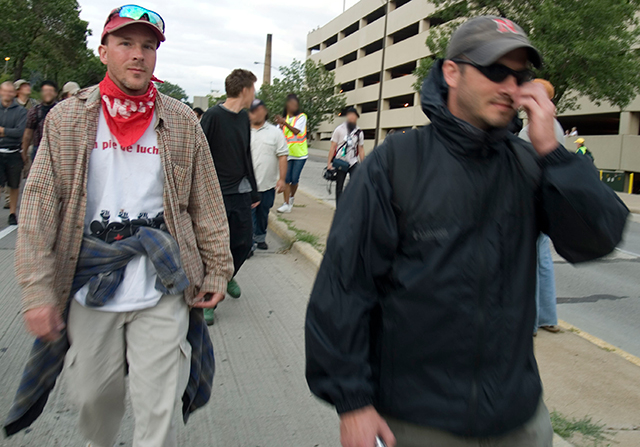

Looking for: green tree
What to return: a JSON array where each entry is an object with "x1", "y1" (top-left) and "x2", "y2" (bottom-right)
[
  {"x1": 412, "y1": 0, "x2": 640, "y2": 113},
  {"x1": 156, "y1": 81, "x2": 189, "y2": 102},
  {"x1": 259, "y1": 59, "x2": 346, "y2": 136},
  {"x1": 207, "y1": 92, "x2": 227, "y2": 107},
  {"x1": 1, "y1": 0, "x2": 90, "y2": 79}
]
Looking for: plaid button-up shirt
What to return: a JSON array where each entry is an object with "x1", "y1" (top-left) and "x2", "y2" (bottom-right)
[{"x1": 15, "y1": 85, "x2": 234, "y2": 313}]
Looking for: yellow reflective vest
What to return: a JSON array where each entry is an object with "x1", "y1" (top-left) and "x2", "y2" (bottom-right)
[{"x1": 283, "y1": 113, "x2": 308, "y2": 158}]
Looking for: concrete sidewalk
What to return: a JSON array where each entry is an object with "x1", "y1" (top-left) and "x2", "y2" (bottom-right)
[
  {"x1": 0, "y1": 231, "x2": 339, "y2": 447},
  {"x1": 270, "y1": 188, "x2": 640, "y2": 447},
  {"x1": 617, "y1": 192, "x2": 640, "y2": 214}
]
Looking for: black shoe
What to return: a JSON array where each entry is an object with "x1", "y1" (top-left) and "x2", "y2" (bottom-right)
[
  {"x1": 8, "y1": 214, "x2": 17, "y2": 226},
  {"x1": 257, "y1": 242, "x2": 268, "y2": 250}
]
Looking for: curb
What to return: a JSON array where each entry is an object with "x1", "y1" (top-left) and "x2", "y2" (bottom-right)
[
  {"x1": 558, "y1": 319, "x2": 640, "y2": 368},
  {"x1": 268, "y1": 212, "x2": 323, "y2": 269}
]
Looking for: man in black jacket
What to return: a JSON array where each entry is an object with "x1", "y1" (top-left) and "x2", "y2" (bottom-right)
[{"x1": 305, "y1": 16, "x2": 629, "y2": 447}]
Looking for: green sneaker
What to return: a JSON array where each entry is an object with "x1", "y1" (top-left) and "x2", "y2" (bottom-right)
[
  {"x1": 203, "y1": 308, "x2": 215, "y2": 326},
  {"x1": 227, "y1": 278, "x2": 241, "y2": 299}
]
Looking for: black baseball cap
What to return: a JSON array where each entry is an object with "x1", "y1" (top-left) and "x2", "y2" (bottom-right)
[
  {"x1": 345, "y1": 107, "x2": 359, "y2": 118},
  {"x1": 446, "y1": 16, "x2": 542, "y2": 68},
  {"x1": 250, "y1": 99, "x2": 266, "y2": 112}
]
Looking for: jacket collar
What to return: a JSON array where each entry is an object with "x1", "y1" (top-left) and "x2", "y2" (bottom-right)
[
  {"x1": 1, "y1": 99, "x2": 19, "y2": 110},
  {"x1": 420, "y1": 59, "x2": 510, "y2": 157},
  {"x1": 78, "y1": 83, "x2": 169, "y2": 130}
]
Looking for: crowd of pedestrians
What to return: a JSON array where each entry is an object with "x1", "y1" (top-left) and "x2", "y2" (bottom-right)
[{"x1": 1, "y1": 5, "x2": 631, "y2": 447}]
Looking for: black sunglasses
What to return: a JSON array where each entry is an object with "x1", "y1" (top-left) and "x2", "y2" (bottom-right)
[{"x1": 450, "y1": 59, "x2": 535, "y2": 86}]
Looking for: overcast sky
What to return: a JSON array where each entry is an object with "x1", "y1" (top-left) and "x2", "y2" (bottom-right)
[{"x1": 79, "y1": 0, "x2": 361, "y2": 100}]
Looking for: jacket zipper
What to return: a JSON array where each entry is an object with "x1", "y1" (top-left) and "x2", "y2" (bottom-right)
[{"x1": 468, "y1": 153, "x2": 493, "y2": 434}]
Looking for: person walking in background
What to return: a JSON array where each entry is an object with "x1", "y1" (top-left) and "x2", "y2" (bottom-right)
[
  {"x1": 248, "y1": 99, "x2": 288, "y2": 252},
  {"x1": 305, "y1": 16, "x2": 628, "y2": 447},
  {"x1": 569, "y1": 127, "x2": 579, "y2": 136},
  {"x1": 22, "y1": 80, "x2": 58, "y2": 163},
  {"x1": 574, "y1": 137, "x2": 595, "y2": 162},
  {"x1": 275, "y1": 94, "x2": 307, "y2": 214},
  {"x1": 60, "y1": 81, "x2": 81, "y2": 100},
  {"x1": 519, "y1": 79, "x2": 563, "y2": 335},
  {"x1": 201, "y1": 68, "x2": 260, "y2": 324},
  {"x1": 5, "y1": 5, "x2": 233, "y2": 444},
  {"x1": 327, "y1": 107, "x2": 364, "y2": 205},
  {"x1": 14, "y1": 80, "x2": 37, "y2": 110},
  {"x1": 193, "y1": 107, "x2": 204, "y2": 120},
  {"x1": 0, "y1": 81, "x2": 27, "y2": 226}
]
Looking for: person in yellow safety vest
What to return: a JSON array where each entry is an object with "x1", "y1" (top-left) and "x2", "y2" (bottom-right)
[
  {"x1": 274, "y1": 93, "x2": 308, "y2": 213},
  {"x1": 575, "y1": 137, "x2": 587, "y2": 155}
]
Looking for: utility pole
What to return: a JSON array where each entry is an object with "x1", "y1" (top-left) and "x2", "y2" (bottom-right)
[
  {"x1": 374, "y1": 0, "x2": 390, "y2": 148},
  {"x1": 263, "y1": 34, "x2": 273, "y2": 86}
]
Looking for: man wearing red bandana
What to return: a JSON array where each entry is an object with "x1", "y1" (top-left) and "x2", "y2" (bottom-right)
[{"x1": 13, "y1": 5, "x2": 233, "y2": 447}]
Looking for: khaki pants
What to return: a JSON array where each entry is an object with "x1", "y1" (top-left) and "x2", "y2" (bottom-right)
[
  {"x1": 386, "y1": 400, "x2": 553, "y2": 447},
  {"x1": 64, "y1": 294, "x2": 191, "y2": 447}
]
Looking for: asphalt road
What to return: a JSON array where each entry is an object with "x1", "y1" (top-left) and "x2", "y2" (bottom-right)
[{"x1": 300, "y1": 153, "x2": 640, "y2": 358}]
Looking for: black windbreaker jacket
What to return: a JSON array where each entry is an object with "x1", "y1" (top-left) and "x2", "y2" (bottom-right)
[{"x1": 305, "y1": 60, "x2": 629, "y2": 437}]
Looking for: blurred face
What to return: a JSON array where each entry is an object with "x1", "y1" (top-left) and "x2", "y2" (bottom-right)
[
  {"x1": 17, "y1": 84, "x2": 31, "y2": 97},
  {"x1": 0, "y1": 83, "x2": 16, "y2": 105},
  {"x1": 99, "y1": 24, "x2": 158, "y2": 95},
  {"x1": 346, "y1": 112, "x2": 358, "y2": 125},
  {"x1": 240, "y1": 84, "x2": 256, "y2": 109},
  {"x1": 249, "y1": 105, "x2": 267, "y2": 126},
  {"x1": 444, "y1": 48, "x2": 529, "y2": 130},
  {"x1": 286, "y1": 98, "x2": 299, "y2": 116},
  {"x1": 41, "y1": 85, "x2": 57, "y2": 104}
]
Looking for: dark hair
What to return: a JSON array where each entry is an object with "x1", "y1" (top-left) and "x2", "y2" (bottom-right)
[
  {"x1": 193, "y1": 107, "x2": 204, "y2": 117},
  {"x1": 225, "y1": 69, "x2": 257, "y2": 98},
  {"x1": 283, "y1": 93, "x2": 300, "y2": 117},
  {"x1": 40, "y1": 80, "x2": 58, "y2": 92}
]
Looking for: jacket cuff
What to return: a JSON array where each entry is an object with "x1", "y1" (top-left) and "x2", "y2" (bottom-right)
[
  {"x1": 21, "y1": 286, "x2": 58, "y2": 314},
  {"x1": 538, "y1": 146, "x2": 572, "y2": 168},
  {"x1": 335, "y1": 395, "x2": 374, "y2": 414},
  {"x1": 201, "y1": 274, "x2": 229, "y2": 296}
]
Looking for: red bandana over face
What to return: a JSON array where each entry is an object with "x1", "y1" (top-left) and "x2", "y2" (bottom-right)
[{"x1": 99, "y1": 73, "x2": 158, "y2": 148}]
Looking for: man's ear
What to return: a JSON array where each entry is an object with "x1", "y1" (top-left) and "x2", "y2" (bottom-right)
[
  {"x1": 98, "y1": 44, "x2": 108, "y2": 65},
  {"x1": 442, "y1": 60, "x2": 461, "y2": 90}
]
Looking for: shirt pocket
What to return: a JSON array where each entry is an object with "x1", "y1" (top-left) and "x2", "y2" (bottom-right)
[{"x1": 171, "y1": 162, "x2": 192, "y2": 212}]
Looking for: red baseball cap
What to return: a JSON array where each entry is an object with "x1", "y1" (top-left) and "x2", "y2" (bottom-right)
[{"x1": 101, "y1": 5, "x2": 166, "y2": 45}]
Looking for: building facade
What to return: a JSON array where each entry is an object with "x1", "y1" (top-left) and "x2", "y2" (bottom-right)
[
  {"x1": 307, "y1": 0, "x2": 640, "y2": 192},
  {"x1": 307, "y1": 0, "x2": 436, "y2": 153}
]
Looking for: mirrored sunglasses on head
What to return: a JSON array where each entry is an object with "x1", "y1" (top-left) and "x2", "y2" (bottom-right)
[{"x1": 111, "y1": 4, "x2": 165, "y2": 32}]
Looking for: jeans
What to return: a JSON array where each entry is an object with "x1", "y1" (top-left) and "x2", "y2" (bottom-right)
[
  {"x1": 285, "y1": 158, "x2": 307, "y2": 185},
  {"x1": 223, "y1": 193, "x2": 254, "y2": 276},
  {"x1": 335, "y1": 162, "x2": 358, "y2": 205},
  {"x1": 252, "y1": 188, "x2": 276, "y2": 243},
  {"x1": 535, "y1": 234, "x2": 558, "y2": 328}
]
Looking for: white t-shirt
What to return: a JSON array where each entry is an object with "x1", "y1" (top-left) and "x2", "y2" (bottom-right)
[
  {"x1": 251, "y1": 122, "x2": 289, "y2": 192},
  {"x1": 331, "y1": 122, "x2": 364, "y2": 167},
  {"x1": 286, "y1": 114, "x2": 308, "y2": 161},
  {"x1": 74, "y1": 109, "x2": 165, "y2": 312}
]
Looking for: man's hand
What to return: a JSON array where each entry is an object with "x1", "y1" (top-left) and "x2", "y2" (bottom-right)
[
  {"x1": 23, "y1": 305, "x2": 65, "y2": 342},
  {"x1": 0, "y1": 126, "x2": 4, "y2": 137},
  {"x1": 340, "y1": 406, "x2": 396, "y2": 447},
  {"x1": 516, "y1": 82, "x2": 558, "y2": 157},
  {"x1": 251, "y1": 201, "x2": 260, "y2": 209},
  {"x1": 276, "y1": 179, "x2": 285, "y2": 194},
  {"x1": 327, "y1": 162, "x2": 333, "y2": 170},
  {"x1": 192, "y1": 291, "x2": 226, "y2": 308},
  {"x1": 21, "y1": 151, "x2": 28, "y2": 165}
]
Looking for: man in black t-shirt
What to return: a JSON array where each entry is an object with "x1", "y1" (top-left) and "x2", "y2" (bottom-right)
[{"x1": 200, "y1": 69, "x2": 260, "y2": 324}]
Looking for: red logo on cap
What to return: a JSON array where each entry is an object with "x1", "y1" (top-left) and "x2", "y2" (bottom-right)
[{"x1": 493, "y1": 18, "x2": 520, "y2": 34}]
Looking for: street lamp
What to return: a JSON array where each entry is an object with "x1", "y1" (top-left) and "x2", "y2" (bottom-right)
[{"x1": 3, "y1": 57, "x2": 10, "y2": 75}]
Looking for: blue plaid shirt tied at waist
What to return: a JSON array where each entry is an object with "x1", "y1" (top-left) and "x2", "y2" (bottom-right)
[{"x1": 4, "y1": 227, "x2": 215, "y2": 436}]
